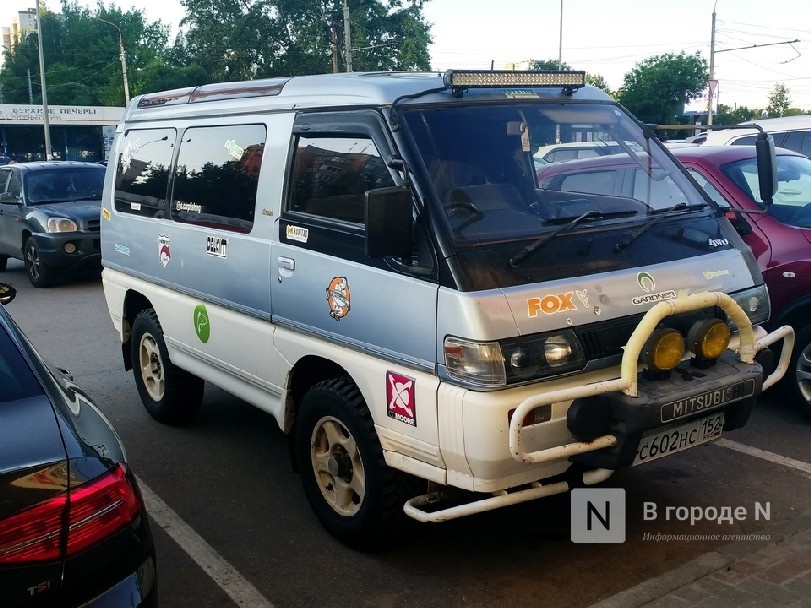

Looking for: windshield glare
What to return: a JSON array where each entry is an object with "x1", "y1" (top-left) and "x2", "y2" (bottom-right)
[
  {"x1": 26, "y1": 169, "x2": 105, "y2": 204},
  {"x1": 402, "y1": 102, "x2": 706, "y2": 244}
]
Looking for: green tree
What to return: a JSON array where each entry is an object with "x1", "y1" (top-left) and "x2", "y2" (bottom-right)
[
  {"x1": 585, "y1": 73, "x2": 612, "y2": 95},
  {"x1": 530, "y1": 59, "x2": 571, "y2": 70},
  {"x1": 174, "y1": 0, "x2": 432, "y2": 80},
  {"x1": 529, "y1": 59, "x2": 612, "y2": 95},
  {"x1": 713, "y1": 103, "x2": 757, "y2": 125},
  {"x1": 0, "y1": 1, "x2": 198, "y2": 106},
  {"x1": 766, "y1": 83, "x2": 791, "y2": 118},
  {"x1": 617, "y1": 51, "x2": 708, "y2": 125}
]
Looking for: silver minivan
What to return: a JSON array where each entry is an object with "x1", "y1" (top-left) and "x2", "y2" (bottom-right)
[{"x1": 100, "y1": 70, "x2": 793, "y2": 548}]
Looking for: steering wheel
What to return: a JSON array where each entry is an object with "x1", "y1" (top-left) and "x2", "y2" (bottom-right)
[{"x1": 444, "y1": 199, "x2": 480, "y2": 216}]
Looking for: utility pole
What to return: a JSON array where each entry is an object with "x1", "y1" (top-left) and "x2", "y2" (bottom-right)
[
  {"x1": 558, "y1": 0, "x2": 563, "y2": 69},
  {"x1": 35, "y1": 0, "x2": 52, "y2": 159},
  {"x1": 343, "y1": 0, "x2": 352, "y2": 72},
  {"x1": 707, "y1": 3, "x2": 717, "y2": 126},
  {"x1": 95, "y1": 17, "x2": 130, "y2": 104}
]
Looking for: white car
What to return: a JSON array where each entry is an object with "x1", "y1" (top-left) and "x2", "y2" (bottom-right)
[{"x1": 700, "y1": 115, "x2": 811, "y2": 157}]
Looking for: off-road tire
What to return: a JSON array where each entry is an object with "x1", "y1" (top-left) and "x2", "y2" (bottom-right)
[
  {"x1": 130, "y1": 309, "x2": 204, "y2": 424},
  {"x1": 294, "y1": 376, "x2": 420, "y2": 550}
]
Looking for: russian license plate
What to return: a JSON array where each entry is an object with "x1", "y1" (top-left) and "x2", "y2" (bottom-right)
[{"x1": 633, "y1": 413, "x2": 724, "y2": 465}]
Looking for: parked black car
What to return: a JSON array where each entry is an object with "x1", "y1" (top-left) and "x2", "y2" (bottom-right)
[
  {"x1": 0, "y1": 281, "x2": 158, "y2": 606},
  {"x1": 0, "y1": 162, "x2": 105, "y2": 287}
]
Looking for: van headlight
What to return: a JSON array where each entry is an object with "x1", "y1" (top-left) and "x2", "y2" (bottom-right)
[
  {"x1": 729, "y1": 285, "x2": 769, "y2": 328},
  {"x1": 47, "y1": 217, "x2": 78, "y2": 233},
  {"x1": 444, "y1": 331, "x2": 585, "y2": 387}
]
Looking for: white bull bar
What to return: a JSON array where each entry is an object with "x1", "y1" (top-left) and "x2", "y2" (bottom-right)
[
  {"x1": 403, "y1": 292, "x2": 794, "y2": 523},
  {"x1": 508, "y1": 292, "x2": 793, "y2": 465}
]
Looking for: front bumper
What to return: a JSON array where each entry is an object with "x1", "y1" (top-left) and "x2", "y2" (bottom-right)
[
  {"x1": 404, "y1": 293, "x2": 794, "y2": 523},
  {"x1": 31, "y1": 232, "x2": 101, "y2": 269},
  {"x1": 508, "y1": 292, "x2": 794, "y2": 466}
]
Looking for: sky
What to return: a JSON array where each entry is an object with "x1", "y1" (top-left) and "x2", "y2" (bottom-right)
[{"x1": 2, "y1": 0, "x2": 811, "y2": 111}]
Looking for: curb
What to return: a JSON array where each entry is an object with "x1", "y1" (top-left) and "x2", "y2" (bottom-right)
[{"x1": 589, "y1": 509, "x2": 811, "y2": 608}]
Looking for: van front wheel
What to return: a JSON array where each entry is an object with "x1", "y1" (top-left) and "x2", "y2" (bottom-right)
[
  {"x1": 130, "y1": 309, "x2": 204, "y2": 424},
  {"x1": 294, "y1": 377, "x2": 416, "y2": 549}
]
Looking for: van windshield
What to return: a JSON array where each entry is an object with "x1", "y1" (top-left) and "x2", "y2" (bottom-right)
[{"x1": 401, "y1": 102, "x2": 708, "y2": 246}]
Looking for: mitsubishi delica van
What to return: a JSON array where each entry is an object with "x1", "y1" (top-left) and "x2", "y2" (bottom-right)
[{"x1": 100, "y1": 69, "x2": 794, "y2": 547}]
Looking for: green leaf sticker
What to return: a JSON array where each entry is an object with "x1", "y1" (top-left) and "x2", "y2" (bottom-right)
[{"x1": 194, "y1": 304, "x2": 210, "y2": 343}]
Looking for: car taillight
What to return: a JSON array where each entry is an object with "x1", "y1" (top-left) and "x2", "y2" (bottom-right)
[{"x1": 0, "y1": 464, "x2": 141, "y2": 565}]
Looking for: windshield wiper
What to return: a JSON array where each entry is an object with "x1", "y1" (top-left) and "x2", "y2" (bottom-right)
[
  {"x1": 614, "y1": 202, "x2": 707, "y2": 253},
  {"x1": 509, "y1": 209, "x2": 638, "y2": 267}
]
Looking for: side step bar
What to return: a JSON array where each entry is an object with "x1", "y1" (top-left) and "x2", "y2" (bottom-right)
[{"x1": 403, "y1": 468, "x2": 613, "y2": 523}]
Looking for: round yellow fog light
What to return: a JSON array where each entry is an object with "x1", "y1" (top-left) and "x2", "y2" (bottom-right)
[
  {"x1": 642, "y1": 328, "x2": 685, "y2": 371},
  {"x1": 688, "y1": 319, "x2": 730, "y2": 360},
  {"x1": 64, "y1": 242, "x2": 77, "y2": 254}
]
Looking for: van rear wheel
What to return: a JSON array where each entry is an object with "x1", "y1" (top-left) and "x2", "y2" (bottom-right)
[
  {"x1": 131, "y1": 309, "x2": 204, "y2": 424},
  {"x1": 294, "y1": 377, "x2": 417, "y2": 549}
]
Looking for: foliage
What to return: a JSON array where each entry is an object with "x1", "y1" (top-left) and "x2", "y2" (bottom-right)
[
  {"x1": 585, "y1": 73, "x2": 612, "y2": 95},
  {"x1": 0, "y1": 1, "x2": 196, "y2": 105},
  {"x1": 766, "y1": 83, "x2": 791, "y2": 118},
  {"x1": 617, "y1": 51, "x2": 708, "y2": 125},
  {"x1": 529, "y1": 59, "x2": 612, "y2": 96},
  {"x1": 173, "y1": 0, "x2": 432, "y2": 81},
  {"x1": 0, "y1": 0, "x2": 431, "y2": 106},
  {"x1": 714, "y1": 104, "x2": 757, "y2": 124}
]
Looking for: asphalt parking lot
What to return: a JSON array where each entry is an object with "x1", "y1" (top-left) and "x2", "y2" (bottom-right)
[{"x1": 2, "y1": 259, "x2": 810, "y2": 608}]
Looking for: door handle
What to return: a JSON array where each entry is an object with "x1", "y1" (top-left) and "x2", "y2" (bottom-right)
[{"x1": 278, "y1": 256, "x2": 295, "y2": 271}]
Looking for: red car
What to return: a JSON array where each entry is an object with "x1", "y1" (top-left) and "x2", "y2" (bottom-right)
[
  {"x1": 537, "y1": 145, "x2": 811, "y2": 417},
  {"x1": 671, "y1": 145, "x2": 811, "y2": 417}
]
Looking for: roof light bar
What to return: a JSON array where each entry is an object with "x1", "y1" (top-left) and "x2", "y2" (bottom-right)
[{"x1": 443, "y1": 69, "x2": 586, "y2": 91}]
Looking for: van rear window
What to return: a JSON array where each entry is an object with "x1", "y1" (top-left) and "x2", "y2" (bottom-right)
[
  {"x1": 171, "y1": 124, "x2": 266, "y2": 233},
  {"x1": 114, "y1": 128, "x2": 176, "y2": 217}
]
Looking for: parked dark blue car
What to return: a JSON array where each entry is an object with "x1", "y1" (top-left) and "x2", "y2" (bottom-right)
[
  {"x1": 0, "y1": 281, "x2": 158, "y2": 606},
  {"x1": 0, "y1": 162, "x2": 105, "y2": 287}
]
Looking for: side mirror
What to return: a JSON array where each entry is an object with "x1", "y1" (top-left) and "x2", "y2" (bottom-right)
[
  {"x1": 0, "y1": 282, "x2": 17, "y2": 305},
  {"x1": 756, "y1": 132, "x2": 777, "y2": 205},
  {"x1": 723, "y1": 208, "x2": 753, "y2": 236},
  {"x1": 0, "y1": 192, "x2": 20, "y2": 204},
  {"x1": 365, "y1": 186, "x2": 414, "y2": 258}
]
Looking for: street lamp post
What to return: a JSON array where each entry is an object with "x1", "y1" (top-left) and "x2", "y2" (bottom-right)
[
  {"x1": 95, "y1": 17, "x2": 130, "y2": 105},
  {"x1": 35, "y1": 0, "x2": 52, "y2": 159}
]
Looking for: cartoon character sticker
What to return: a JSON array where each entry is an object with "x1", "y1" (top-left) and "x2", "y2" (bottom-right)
[
  {"x1": 158, "y1": 234, "x2": 171, "y2": 267},
  {"x1": 387, "y1": 371, "x2": 416, "y2": 427},
  {"x1": 326, "y1": 277, "x2": 351, "y2": 320}
]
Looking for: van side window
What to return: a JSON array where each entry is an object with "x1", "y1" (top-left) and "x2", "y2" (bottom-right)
[
  {"x1": 288, "y1": 135, "x2": 395, "y2": 225},
  {"x1": 114, "y1": 128, "x2": 176, "y2": 217},
  {"x1": 171, "y1": 125, "x2": 265, "y2": 234}
]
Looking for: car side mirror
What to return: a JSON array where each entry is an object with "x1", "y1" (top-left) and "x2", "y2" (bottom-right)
[
  {"x1": 723, "y1": 207, "x2": 752, "y2": 236},
  {"x1": 0, "y1": 282, "x2": 17, "y2": 305},
  {"x1": 365, "y1": 186, "x2": 414, "y2": 258},
  {"x1": 756, "y1": 132, "x2": 777, "y2": 205},
  {"x1": 0, "y1": 192, "x2": 20, "y2": 204}
]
